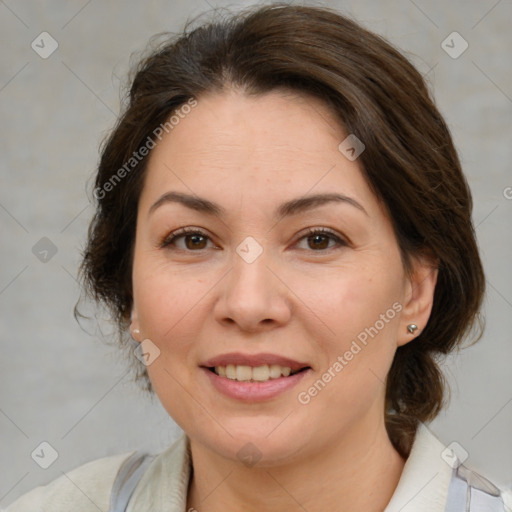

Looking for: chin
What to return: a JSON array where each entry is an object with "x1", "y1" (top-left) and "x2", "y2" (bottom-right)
[{"x1": 189, "y1": 417, "x2": 315, "y2": 468}]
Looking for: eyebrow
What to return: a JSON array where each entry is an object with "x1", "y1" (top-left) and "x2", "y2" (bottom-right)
[{"x1": 148, "y1": 191, "x2": 368, "y2": 218}]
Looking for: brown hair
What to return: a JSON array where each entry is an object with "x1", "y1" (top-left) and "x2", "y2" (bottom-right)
[{"x1": 76, "y1": 3, "x2": 485, "y2": 457}]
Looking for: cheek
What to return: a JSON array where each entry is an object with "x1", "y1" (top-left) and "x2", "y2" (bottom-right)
[
  {"x1": 307, "y1": 263, "x2": 403, "y2": 385},
  {"x1": 138, "y1": 273, "x2": 206, "y2": 422},
  {"x1": 308, "y1": 264, "x2": 402, "y2": 338},
  {"x1": 132, "y1": 270, "x2": 208, "y2": 410},
  {"x1": 133, "y1": 258, "x2": 207, "y2": 339},
  {"x1": 294, "y1": 275, "x2": 402, "y2": 436},
  {"x1": 145, "y1": 359, "x2": 197, "y2": 435}
]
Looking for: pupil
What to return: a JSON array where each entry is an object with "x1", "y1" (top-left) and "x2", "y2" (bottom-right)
[
  {"x1": 184, "y1": 234, "x2": 329, "y2": 250},
  {"x1": 187, "y1": 235, "x2": 206, "y2": 249},
  {"x1": 310, "y1": 234, "x2": 328, "y2": 250}
]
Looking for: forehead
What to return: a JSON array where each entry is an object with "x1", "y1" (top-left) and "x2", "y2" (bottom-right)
[
  {"x1": 153, "y1": 88, "x2": 346, "y2": 158},
  {"x1": 139, "y1": 88, "x2": 378, "y2": 217}
]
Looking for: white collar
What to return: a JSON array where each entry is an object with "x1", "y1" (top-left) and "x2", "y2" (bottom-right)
[
  {"x1": 384, "y1": 422, "x2": 452, "y2": 512},
  {"x1": 130, "y1": 422, "x2": 452, "y2": 511}
]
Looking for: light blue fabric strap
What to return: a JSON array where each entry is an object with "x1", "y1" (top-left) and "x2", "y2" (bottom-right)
[
  {"x1": 445, "y1": 463, "x2": 505, "y2": 511},
  {"x1": 109, "y1": 451, "x2": 154, "y2": 512}
]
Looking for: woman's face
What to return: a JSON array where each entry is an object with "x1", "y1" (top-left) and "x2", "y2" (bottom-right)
[{"x1": 130, "y1": 88, "x2": 435, "y2": 465}]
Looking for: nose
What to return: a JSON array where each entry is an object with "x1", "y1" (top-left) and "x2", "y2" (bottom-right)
[{"x1": 213, "y1": 244, "x2": 293, "y2": 333}]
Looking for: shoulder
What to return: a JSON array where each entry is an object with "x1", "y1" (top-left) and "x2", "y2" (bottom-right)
[
  {"x1": 128, "y1": 433, "x2": 191, "y2": 510},
  {"x1": 3, "y1": 450, "x2": 136, "y2": 512},
  {"x1": 447, "y1": 463, "x2": 512, "y2": 512},
  {"x1": 386, "y1": 422, "x2": 511, "y2": 512}
]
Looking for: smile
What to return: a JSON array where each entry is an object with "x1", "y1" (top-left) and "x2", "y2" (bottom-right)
[{"x1": 210, "y1": 364, "x2": 306, "y2": 382}]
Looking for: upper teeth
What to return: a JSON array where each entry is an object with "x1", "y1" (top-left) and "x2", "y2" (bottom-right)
[{"x1": 215, "y1": 364, "x2": 294, "y2": 381}]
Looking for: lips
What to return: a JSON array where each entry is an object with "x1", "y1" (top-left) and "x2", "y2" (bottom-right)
[{"x1": 199, "y1": 352, "x2": 312, "y2": 401}]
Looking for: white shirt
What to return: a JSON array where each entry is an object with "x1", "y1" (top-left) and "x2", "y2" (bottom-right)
[{"x1": 5, "y1": 422, "x2": 511, "y2": 511}]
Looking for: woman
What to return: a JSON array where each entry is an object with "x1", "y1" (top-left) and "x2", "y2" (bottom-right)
[{"x1": 6, "y1": 3, "x2": 510, "y2": 511}]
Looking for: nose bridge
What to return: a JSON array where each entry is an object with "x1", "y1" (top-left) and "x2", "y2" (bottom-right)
[
  {"x1": 215, "y1": 236, "x2": 292, "y2": 330},
  {"x1": 232, "y1": 238, "x2": 271, "y2": 296}
]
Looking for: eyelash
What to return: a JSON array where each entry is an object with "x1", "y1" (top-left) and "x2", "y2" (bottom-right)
[{"x1": 159, "y1": 227, "x2": 347, "y2": 252}]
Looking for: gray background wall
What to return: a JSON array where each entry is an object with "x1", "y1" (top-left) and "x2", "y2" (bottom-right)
[{"x1": 1, "y1": 0, "x2": 511, "y2": 506}]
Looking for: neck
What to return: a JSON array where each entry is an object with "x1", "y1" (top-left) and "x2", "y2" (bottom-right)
[{"x1": 186, "y1": 415, "x2": 407, "y2": 512}]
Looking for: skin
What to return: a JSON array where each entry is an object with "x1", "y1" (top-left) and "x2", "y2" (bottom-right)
[{"x1": 130, "y1": 87, "x2": 438, "y2": 512}]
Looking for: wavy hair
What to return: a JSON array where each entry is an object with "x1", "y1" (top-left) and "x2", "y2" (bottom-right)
[{"x1": 76, "y1": 3, "x2": 485, "y2": 457}]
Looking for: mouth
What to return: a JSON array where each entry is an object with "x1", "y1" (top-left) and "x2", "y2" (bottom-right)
[
  {"x1": 199, "y1": 353, "x2": 312, "y2": 402},
  {"x1": 206, "y1": 364, "x2": 311, "y2": 382}
]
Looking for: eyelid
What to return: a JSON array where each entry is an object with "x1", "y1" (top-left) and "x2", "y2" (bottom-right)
[
  {"x1": 159, "y1": 226, "x2": 349, "y2": 252},
  {"x1": 159, "y1": 226, "x2": 214, "y2": 249},
  {"x1": 294, "y1": 227, "x2": 349, "y2": 250}
]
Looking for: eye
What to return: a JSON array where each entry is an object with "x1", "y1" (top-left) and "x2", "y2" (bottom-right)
[
  {"x1": 159, "y1": 227, "x2": 347, "y2": 252},
  {"x1": 160, "y1": 227, "x2": 215, "y2": 251},
  {"x1": 295, "y1": 228, "x2": 347, "y2": 251}
]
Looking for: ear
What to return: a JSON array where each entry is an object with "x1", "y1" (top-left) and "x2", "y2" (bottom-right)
[
  {"x1": 130, "y1": 304, "x2": 141, "y2": 342},
  {"x1": 397, "y1": 252, "x2": 439, "y2": 347}
]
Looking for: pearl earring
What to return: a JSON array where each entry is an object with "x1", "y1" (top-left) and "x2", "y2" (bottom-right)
[{"x1": 407, "y1": 324, "x2": 418, "y2": 334}]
